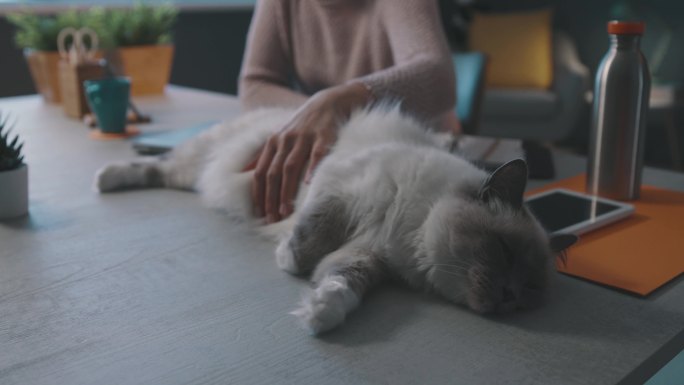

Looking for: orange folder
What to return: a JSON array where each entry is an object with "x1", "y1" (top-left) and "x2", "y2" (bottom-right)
[{"x1": 527, "y1": 175, "x2": 684, "y2": 296}]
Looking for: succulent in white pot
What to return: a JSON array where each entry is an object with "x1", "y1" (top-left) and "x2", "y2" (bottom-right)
[{"x1": 0, "y1": 112, "x2": 28, "y2": 219}]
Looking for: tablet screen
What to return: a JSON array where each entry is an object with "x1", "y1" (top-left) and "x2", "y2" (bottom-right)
[
  {"x1": 525, "y1": 191, "x2": 624, "y2": 233},
  {"x1": 132, "y1": 121, "x2": 217, "y2": 155}
]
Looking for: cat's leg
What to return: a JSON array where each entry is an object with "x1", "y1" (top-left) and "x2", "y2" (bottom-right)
[
  {"x1": 95, "y1": 153, "x2": 207, "y2": 192},
  {"x1": 94, "y1": 130, "x2": 216, "y2": 193},
  {"x1": 95, "y1": 109, "x2": 295, "y2": 194},
  {"x1": 275, "y1": 195, "x2": 353, "y2": 275},
  {"x1": 94, "y1": 113, "x2": 272, "y2": 193},
  {"x1": 291, "y1": 247, "x2": 386, "y2": 335}
]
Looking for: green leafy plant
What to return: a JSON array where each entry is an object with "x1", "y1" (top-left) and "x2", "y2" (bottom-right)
[
  {"x1": 0, "y1": 113, "x2": 25, "y2": 172},
  {"x1": 96, "y1": 3, "x2": 178, "y2": 47},
  {"x1": 6, "y1": 10, "x2": 88, "y2": 51},
  {"x1": 7, "y1": 3, "x2": 178, "y2": 51}
]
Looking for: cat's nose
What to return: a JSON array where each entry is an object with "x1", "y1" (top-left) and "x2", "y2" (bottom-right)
[{"x1": 501, "y1": 287, "x2": 516, "y2": 303}]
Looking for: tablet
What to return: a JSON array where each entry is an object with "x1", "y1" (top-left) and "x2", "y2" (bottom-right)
[
  {"x1": 132, "y1": 121, "x2": 218, "y2": 155},
  {"x1": 525, "y1": 188, "x2": 635, "y2": 235}
]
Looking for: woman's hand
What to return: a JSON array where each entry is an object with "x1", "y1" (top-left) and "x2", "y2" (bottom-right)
[
  {"x1": 249, "y1": 82, "x2": 372, "y2": 223},
  {"x1": 252, "y1": 95, "x2": 336, "y2": 224}
]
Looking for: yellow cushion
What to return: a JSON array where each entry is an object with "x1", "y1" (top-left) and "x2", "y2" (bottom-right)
[{"x1": 469, "y1": 9, "x2": 553, "y2": 89}]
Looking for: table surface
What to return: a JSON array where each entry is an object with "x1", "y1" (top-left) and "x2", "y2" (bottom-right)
[{"x1": 1, "y1": 86, "x2": 683, "y2": 385}]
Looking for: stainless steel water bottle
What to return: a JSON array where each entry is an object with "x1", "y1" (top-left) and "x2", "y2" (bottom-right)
[{"x1": 586, "y1": 21, "x2": 650, "y2": 200}]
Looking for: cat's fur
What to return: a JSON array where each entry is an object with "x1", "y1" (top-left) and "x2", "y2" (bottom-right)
[{"x1": 95, "y1": 105, "x2": 576, "y2": 335}]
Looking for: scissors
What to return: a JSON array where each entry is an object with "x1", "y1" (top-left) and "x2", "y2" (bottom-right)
[{"x1": 57, "y1": 27, "x2": 99, "y2": 65}]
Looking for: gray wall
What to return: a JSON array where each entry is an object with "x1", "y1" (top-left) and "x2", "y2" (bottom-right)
[
  {"x1": 0, "y1": 14, "x2": 35, "y2": 98},
  {"x1": 553, "y1": 0, "x2": 684, "y2": 86}
]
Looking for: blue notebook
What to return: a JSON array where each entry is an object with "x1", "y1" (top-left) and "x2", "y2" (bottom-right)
[{"x1": 132, "y1": 121, "x2": 218, "y2": 155}]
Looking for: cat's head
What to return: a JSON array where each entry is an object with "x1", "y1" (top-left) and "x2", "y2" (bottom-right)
[{"x1": 424, "y1": 159, "x2": 577, "y2": 314}]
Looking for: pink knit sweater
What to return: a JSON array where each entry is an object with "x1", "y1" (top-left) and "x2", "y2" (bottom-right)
[{"x1": 238, "y1": 0, "x2": 456, "y2": 120}]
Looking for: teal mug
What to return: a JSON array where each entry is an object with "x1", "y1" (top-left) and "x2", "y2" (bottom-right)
[{"x1": 84, "y1": 77, "x2": 130, "y2": 134}]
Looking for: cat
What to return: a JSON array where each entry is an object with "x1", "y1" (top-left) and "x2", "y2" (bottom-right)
[{"x1": 95, "y1": 105, "x2": 577, "y2": 335}]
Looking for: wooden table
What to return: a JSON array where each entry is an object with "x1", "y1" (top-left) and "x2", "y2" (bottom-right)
[{"x1": 1, "y1": 86, "x2": 683, "y2": 385}]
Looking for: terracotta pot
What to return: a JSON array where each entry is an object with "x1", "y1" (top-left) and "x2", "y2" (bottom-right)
[
  {"x1": 0, "y1": 164, "x2": 29, "y2": 220},
  {"x1": 24, "y1": 49, "x2": 62, "y2": 103},
  {"x1": 25, "y1": 44, "x2": 174, "y2": 104},
  {"x1": 108, "y1": 44, "x2": 175, "y2": 96}
]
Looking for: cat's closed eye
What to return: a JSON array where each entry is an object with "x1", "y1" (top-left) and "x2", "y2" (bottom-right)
[
  {"x1": 498, "y1": 238, "x2": 515, "y2": 268},
  {"x1": 523, "y1": 282, "x2": 543, "y2": 291},
  {"x1": 501, "y1": 287, "x2": 516, "y2": 302}
]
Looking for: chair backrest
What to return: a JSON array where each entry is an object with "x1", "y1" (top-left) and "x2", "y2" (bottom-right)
[{"x1": 453, "y1": 52, "x2": 487, "y2": 135}]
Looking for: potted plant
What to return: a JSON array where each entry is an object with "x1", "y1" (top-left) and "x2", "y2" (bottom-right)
[
  {"x1": 7, "y1": 3, "x2": 178, "y2": 101},
  {"x1": 0, "y1": 112, "x2": 28, "y2": 220},
  {"x1": 6, "y1": 10, "x2": 87, "y2": 103},
  {"x1": 96, "y1": 4, "x2": 178, "y2": 96}
]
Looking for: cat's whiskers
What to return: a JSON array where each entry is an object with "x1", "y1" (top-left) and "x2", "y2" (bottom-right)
[
  {"x1": 430, "y1": 264, "x2": 469, "y2": 274},
  {"x1": 429, "y1": 263, "x2": 471, "y2": 272},
  {"x1": 430, "y1": 263, "x2": 470, "y2": 269},
  {"x1": 468, "y1": 266, "x2": 493, "y2": 289},
  {"x1": 433, "y1": 268, "x2": 466, "y2": 278}
]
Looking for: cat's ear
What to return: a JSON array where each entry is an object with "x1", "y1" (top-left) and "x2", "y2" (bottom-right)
[
  {"x1": 549, "y1": 233, "x2": 579, "y2": 253},
  {"x1": 478, "y1": 159, "x2": 528, "y2": 209}
]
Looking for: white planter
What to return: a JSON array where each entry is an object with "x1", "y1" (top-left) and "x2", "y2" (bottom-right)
[{"x1": 0, "y1": 164, "x2": 29, "y2": 219}]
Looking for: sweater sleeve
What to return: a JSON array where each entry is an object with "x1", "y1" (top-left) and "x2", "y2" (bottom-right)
[
  {"x1": 358, "y1": 0, "x2": 456, "y2": 120},
  {"x1": 238, "y1": 0, "x2": 308, "y2": 110}
]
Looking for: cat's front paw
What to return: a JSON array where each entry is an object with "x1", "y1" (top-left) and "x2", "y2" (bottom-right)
[
  {"x1": 290, "y1": 275, "x2": 359, "y2": 335},
  {"x1": 94, "y1": 164, "x2": 129, "y2": 192},
  {"x1": 275, "y1": 237, "x2": 300, "y2": 275}
]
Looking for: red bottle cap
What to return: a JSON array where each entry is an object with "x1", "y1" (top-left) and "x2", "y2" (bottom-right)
[{"x1": 607, "y1": 21, "x2": 645, "y2": 35}]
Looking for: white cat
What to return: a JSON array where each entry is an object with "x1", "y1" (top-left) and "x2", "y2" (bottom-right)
[{"x1": 95, "y1": 105, "x2": 576, "y2": 335}]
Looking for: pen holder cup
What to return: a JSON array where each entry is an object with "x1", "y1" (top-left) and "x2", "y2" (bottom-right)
[{"x1": 84, "y1": 77, "x2": 130, "y2": 134}]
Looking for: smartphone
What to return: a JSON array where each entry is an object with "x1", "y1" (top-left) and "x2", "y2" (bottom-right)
[
  {"x1": 131, "y1": 121, "x2": 218, "y2": 155},
  {"x1": 525, "y1": 188, "x2": 635, "y2": 235}
]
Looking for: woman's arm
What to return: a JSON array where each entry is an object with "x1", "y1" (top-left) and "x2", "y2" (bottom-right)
[
  {"x1": 241, "y1": 1, "x2": 372, "y2": 223},
  {"x1": 245, "y1": 0, "x2": 457, "y2": 223},
  {"x1": 238, "y1": 0, "x2": 308, "y2": 110},
  {"x1": 359, "y1": 0, "x2": 456, "y2": 120}
]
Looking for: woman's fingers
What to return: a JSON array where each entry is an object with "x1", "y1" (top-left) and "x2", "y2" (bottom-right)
[
  {"x1": 251, "y1": 90, "x2": 348, "y2": 222},
  {"x1": 252, "y1": 137, "x2": 276, "y2": 219},
  {"x1": 252, "y1": 131, "x2": 307, "y2": 223},
  {"x1": 305, "y1": 139, "x2": 330, "y2": 183},
  {"x1": 279, "y1": 139, "x2": 310, "y2": 217},
  {"x1": 264, "y1": 134, "x2": 296, "y2": 223}
]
